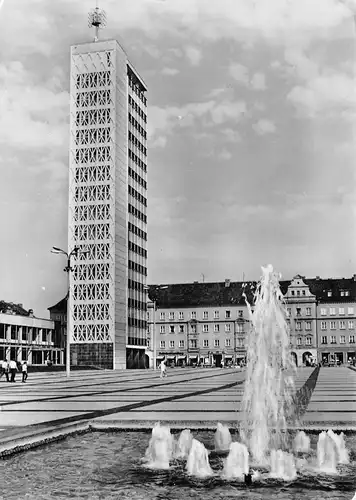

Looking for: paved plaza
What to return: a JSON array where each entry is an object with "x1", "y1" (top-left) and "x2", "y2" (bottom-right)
[{"x1": 0, "y1": 366, "x2": 354, "y2": 456}]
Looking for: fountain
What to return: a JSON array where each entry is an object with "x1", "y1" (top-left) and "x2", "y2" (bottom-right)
[
  {"x1": 270, "y1": 449, "x2": 297, "y2": 481},
  {"x1": 317, "y1": 431, "x2": 338, "y2": 473},
  {"x1": 174, "y1": 429, "x2": 193, "y2": 459},
  {"x1": 140, "y1": 266, "x2": 353, "y2": 491},
  {"x1": 222, "y1": 442, "x2": 249, "y2": 480},
  {"x1": 214, "y1": 422, "x2": 232, "y2": 452},
  {"x1": 327, "y1": 429, "x2": 349, "y2": 464},
  {"x1": 293, "y1": 430, "x2": 310, "y2": 454},
  {"x1": 143, "y1": 422, "x2": 174, "y2": 469},
  {"x1": 186, "y1": 439, "x2": 214, "y2": 478},
  {"x1": 240, "y1": 265, "x2": 297, "y2": 466}
]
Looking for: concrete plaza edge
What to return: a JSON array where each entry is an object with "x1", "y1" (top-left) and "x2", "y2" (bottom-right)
[{"x1": 0, "y1": 367, "x2": 355, "y2": 458}]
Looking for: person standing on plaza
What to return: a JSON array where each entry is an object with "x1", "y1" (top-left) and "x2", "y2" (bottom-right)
[
  {"x1": 0, "y1": 360, "x2": 9, "y2": 381},
  {"x1": 160, "y1": 359, "x2": 167, "y2": 378},
  {"x1": 21, "y1": 361, "x2": 28, "y2": 383},
  {"x1": 9, "y1": 359, "x2": 18, "y2": 383}
]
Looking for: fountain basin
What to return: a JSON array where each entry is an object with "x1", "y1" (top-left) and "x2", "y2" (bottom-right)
[{"x1": 0, "y1": 429, "x2": 355, "y2": 500}]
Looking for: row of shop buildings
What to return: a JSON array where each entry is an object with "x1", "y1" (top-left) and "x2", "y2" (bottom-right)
[
  {"x1": 146, "y1": 274, "x2": 356, "y2": 368},
  {"x1": 0, "y1": 301, "x2": 64, "y2": 366}
]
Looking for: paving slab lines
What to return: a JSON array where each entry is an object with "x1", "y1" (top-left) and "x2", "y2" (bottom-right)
[{"x1": 0, "y1": 366, "x2": 355, "y2": 457}]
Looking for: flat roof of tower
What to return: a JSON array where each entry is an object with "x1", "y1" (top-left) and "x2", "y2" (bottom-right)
[{"x1": 71, "y1": 38, "x2": 147, "y2": 91}]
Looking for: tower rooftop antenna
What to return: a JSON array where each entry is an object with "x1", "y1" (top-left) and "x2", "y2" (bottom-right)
[{"x1": 88, "y1": 2, "x2": 107, "y2": 42}]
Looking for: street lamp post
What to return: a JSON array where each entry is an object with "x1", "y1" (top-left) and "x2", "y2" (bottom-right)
[
  {"x1": 145, "y1": 285, "x2": 168, "y2": 370},
  {"x1": 51, "y1": 245, "x2": 85, "y2": 378}
]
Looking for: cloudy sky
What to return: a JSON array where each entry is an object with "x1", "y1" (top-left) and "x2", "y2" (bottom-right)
[{"x1": 0, "y1": 0, "x2": 355, "y2": 317}]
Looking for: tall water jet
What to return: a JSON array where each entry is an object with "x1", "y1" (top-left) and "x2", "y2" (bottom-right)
[
  {"x1": 222, "y1": 442, "x2": 249, "y2": 480},
  {"x1": 317, "y1": 431, "x2": 338, "y2": 473},
  {"x1": 186, "y1": 439, "x2": 213, "y2": 478},
  {"x1": 240, "y1": 265, "x2": 296, "y2": 464},
  {"x1": 293, "y1": 431, "x2": 310, "y2": 454},
  {"x1": 174, "y1": 429, "x2": 193, "y2": 459},
  {"x1": 144, "y1": 422, "x2": 174, "y2": 469},
  {"x1": 214, "y1": 422, "x2": 232, "y2": 451},
  {"x1": 270, "y1": 449, "x2": 297, "y2": 481},
  {"x1": 327, "y1": 430, "x2": 349, "y2": 465}
]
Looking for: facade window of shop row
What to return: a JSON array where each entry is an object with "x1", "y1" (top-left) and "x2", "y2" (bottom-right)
[
  {"x1": 287, "y1": 308, "x2": 312, "y2": 317},
  {"x1": 320, "y1": 335, "x2": 355, "y2": 344},
  {"x1": 159, "y1": 338, "x2": 242, "y2": 349},
  {"x1": 320, "y1": 321, "x2": 354, "y2": 330},
  {"x1": 157, "y1": 310, "x2": 246, "y2": 321},
  {"x1": 296, "y1": 336, "x2": 313, "y2": 346},
  {"x1": 0, "y1": 325, "x2": 52, "y2": 343},
  {"x1": 158, "y1": 323, "x2": 244, "y2": 334},
  {"x1": 320, "y1": 307, "x2": 354, "y2": 316}
]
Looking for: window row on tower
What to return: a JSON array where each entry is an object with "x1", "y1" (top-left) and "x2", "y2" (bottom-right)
[
  {"x1": 73, "y1": 263, "x2": 110, "y2": 281},
  {"x1": 76, "y1": 71, "x2": 111, "y2": 90},
  {"x1": 75, "y1": 109, "x2": 111, "y2": 127},
  {"x1": 128, "y1": 297, "x2": 147, "y2": 312},
  {"x1": 128, "y1": 222, "x2": 147, "y2": 241},
  {"x1": 75, "y1": 90, "x2": 111, "y2": 108},
  {"x1": 128, "y1": 113, "x2": 147, "y2": 140},
  {"x1": 128, "y1": 131, "x2": 147, "y2": 156},
  {"x1": 74, "y1": 165, "x2": 111, "y2": 183},
  {"x1": 75, "y1": 127, "x2": 111, "y2": 146},
  {"x1": 128, "y1": 259, "x2": 147, "y2": 277},
  {"x1": 74, "y1": 204, "x2": 110, "y2": 222},
  {"x1": 128, "y1": 203, "x2": 147, "y2": 224},
  {"x1": 128, "y1": 82, "x2": 147, "y2": 109},
  {"x1": 74, "y1": 185, "x2": 110, "y2": 202},
  {"x1": 74, "y1": 243, "x2": 110, "y2": 261},
  {"x1": 127, "y1": 336, "x2": 147, "y2": 347},
  {"x1": 129, "y1": 148, "x2": 147, "y2": 174},
  {"x1": 128, "y1": 167, "x2": 147, "y2": 190},
  {"x1": 75, "y1": 146, "x2": 111, "y2": 164},
  {"x1": 128, "y1": 185, "x2": 147, "y2": 207},
  {"x1": 128, "y1": 240, "x2": 147, "y2": 258},
  {"x1": 74, "y1": 223, "x2": 110, "y2": 241},
  {"x1": 128, "y1": 279, "x2": 146, "y2": 293},
  {"x1": 128, "y1": 317, "x2": 147, "y2": 330}
]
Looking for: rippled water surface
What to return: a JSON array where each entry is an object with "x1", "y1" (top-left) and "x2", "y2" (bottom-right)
[{"x1": 0, "y1": 431, "x2": 355, "y2": 500}]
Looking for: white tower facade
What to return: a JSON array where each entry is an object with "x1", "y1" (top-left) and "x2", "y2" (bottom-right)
[{"x1": 68, "y1": 39, "x2": 148, "y2": 369}]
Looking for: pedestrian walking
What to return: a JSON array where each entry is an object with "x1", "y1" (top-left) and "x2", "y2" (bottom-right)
[
  {"x1": 160, "y1": 359, "x2": 167, "y2": 378},
  {"x1": 9, "y1": 359, "x2": 18, "y2": 383},
  {"x1": 21, "y1": 361, "x2": 28, "y2": 383},
  {"x1": 0, "y1": 360, "x2": 9, "y2": 381}
]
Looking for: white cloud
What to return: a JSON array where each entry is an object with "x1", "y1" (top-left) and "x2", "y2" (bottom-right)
[
  {"x1": 252, "y1": 119, "x2": 276, "y2": 135},
  {"x1": 229, "y1": 63, "x2": 249, "y2": 85},
  {"x1": 148, "y1": 99, "x2": 247, "y2": 141},
  {"x1": 184, "y1": 46, "x2": 202, "y2": 66},
  {"x1": 150, "y1": 135, "x2": 168, "y2": 148},
  {"x1": 0, "y1": 61, "x2": 68, "y2": 150},
  {"x1": 161, "y1": 67, "x2": 180, "y2": 76},
  {"x1": 218, "y1": 149, "x2": 232, "y2": 161},
  {"x1": 221, "y1": 128, "x2": 241, "y2": 143},
  {"x1": 250, "y1": 72, "x2": 266, "y2": 90},
  {"x1": 104, "y1": 0, "x2": 351, "y2": 47},
  {"x1": 284, "y1": 47, "x2": 355, "y2": 117}
]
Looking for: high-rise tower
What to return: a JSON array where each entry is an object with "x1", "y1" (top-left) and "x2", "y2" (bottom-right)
[{"x1": 68, "y1": 8, "x2": 148, "y2": 369}]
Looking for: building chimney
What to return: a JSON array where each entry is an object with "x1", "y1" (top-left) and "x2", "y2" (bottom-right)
[
  {"x1": 193, "y1": 281, "x2": 198, "y2": 284},
  {"x1": 353, "y1": 274, "x2": 356, "y2": 282},
  {"x1": 28, "y1": 309, "x2": 34, "y2": 317},
  {"x1": 225, "y1": 279, "x2": 231, "y2": 288},
  {"x1": 17, "y1": 303, "x2": 23, "y2": 308},
  {"x1": 315, "y1": 276, "x2": 320, "y2": 280}
]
